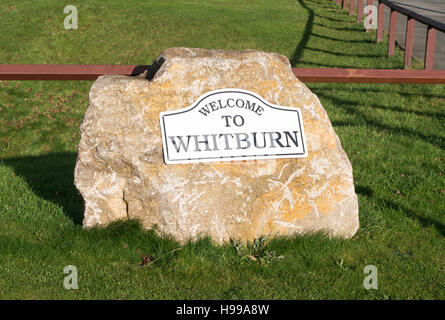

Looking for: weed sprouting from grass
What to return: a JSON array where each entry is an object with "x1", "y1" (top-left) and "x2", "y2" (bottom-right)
[
  {"x1": 139, "y1": 247, "x2": 182, "y2": 268},
  {"x1": 231, "y1": 236, "x2": 284, "y2": 265}
]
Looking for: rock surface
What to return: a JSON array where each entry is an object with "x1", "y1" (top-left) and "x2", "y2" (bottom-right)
[{"x1": 74, "y1": 47, "x2": 359, "y2": 243}]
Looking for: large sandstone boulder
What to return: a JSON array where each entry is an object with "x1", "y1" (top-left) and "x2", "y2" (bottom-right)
[{"x1": 74, "y1": 47, "x2": 359, "y2": 243}]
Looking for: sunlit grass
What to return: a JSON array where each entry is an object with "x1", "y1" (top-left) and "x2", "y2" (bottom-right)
[{"x1": 0, "y1": 0, "x2": 444, "y2": 299}]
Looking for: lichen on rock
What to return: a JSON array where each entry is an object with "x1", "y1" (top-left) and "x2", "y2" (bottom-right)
[{"x1": 74, "y1": 47, "x2": 359, "y2": 244}]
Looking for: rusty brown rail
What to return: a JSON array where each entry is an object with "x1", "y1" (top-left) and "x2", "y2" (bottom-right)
[
  {"x1": 292, "y1": 67, "x2": 445, "y2": 83},
  {"x1": 0, "y1": 64, "x2": 141, "y2": 81},
  {"x1": 1, "y1": 64, "x2": 445, "y2": 83}
]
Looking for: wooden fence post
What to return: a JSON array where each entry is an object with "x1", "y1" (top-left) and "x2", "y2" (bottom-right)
[
  {"x1": 388, "y1": 9, "x2": 398, "y2": 56},
  {"x1": 357, "y1": 0, "x2": 363, "y2": 22},
  {"x1": 424, "y1": 26, "x2": 437, "y2": 70},
  {"x1": 404, "y1": 17, "x2": 415, "y2": 69},
  {"x1": 343, "y1": 0, "x2": 348, "y2": 10},
  {"x1": 377, "y1": 1, "x2": 385, "y2": 42},
  {"x1": 349, "y1": 0, "x2": 355, "y2": 15}
]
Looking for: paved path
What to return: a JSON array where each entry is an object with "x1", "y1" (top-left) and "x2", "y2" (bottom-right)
[{"x1": 352, "y1": 0, "x2": 445, "y2": 69}]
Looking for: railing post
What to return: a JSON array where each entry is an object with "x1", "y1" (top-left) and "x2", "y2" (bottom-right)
[
  {"x1": 377, "y1": 1, "x2": 385, "y2": 42},
  {"x1": 404, "y1": 17, "x2": 415, "y2": 69},
  {"x1": 336, "y1": 0, "x2": 341, "y2": 5},
  {"x1": 343, "y1": 0, "x2": 348, "y2": 10},
  {"x1": 357, "y1": 0, "x2": 364, "y2": 22},
  {"x1": 388, "y1": 9, "x2": 398, "y2": 56},
  {"x1": 349, "y1": 0, "x2": 355, "y2": 15},
  {"x1": 424, "y1": 26, "x2": 437, "y2": 70}
]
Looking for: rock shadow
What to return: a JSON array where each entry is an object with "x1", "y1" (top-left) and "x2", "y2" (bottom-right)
[{"x1": 1, "y1": 152, "x2": 84, "y2": 225}]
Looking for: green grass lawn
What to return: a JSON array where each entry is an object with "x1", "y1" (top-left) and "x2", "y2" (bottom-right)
[{"x1": 0, "y1": 0, "x2": 444, "y2": 299}]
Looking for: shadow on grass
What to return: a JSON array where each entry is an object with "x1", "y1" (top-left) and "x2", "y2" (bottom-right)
[
  {"x1": 314, "y1": 22, "x2": 360, "y2": 31},
  {"x1": 355, "y1": 185, "x2": 374, "y2": 197},
  {"x1": 382, "y1": 197, "x2": 445, "y2": 237},
  {"x1": 291, "y1": 0, "x2": 388, "y2": 67},
  {"x1": 1, "y1": 152, "x2": 84, "y2": 225},
  {"x1": 305, "y1": 46, "x2": 382, "y2": 58},
  {"x1": 318, "y1": 91, "x2": 445, "y2": 121},
  {"x1": 311, "y1": 32, "x2": 374, "y2": 43},
  {"x1": 355, "y1": 185, "x2": 445, "y2": 236},
  {"x1": 317, "y1": 92, "x2": 445, "y2": 150},
  {"x1": 312, "y1": 86, "x2": 445, "y2": 99},
  {"x1": 295, "y1": 60, "x2": 378, "y2": 68},
  {"x1": 314, "y1": 14, "x2": 351, "y2": 23},
  {"x1": 290, "y1": 0, "x2": 315, "y2": 67}
]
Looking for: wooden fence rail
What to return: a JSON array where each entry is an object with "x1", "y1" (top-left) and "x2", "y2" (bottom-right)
[
  {"x1": 334, "y1": 0, "x2": 445, "y2": 70},
  {"x1": 1, "y1": 64, "x2": 445, "y2": 83}
]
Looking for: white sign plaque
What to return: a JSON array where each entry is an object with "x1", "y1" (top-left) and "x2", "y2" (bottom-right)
[{"x1": 159, "y1": 89, "x2": 307, "y2": 164}]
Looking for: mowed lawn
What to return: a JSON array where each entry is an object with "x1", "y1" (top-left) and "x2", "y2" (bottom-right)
[{"x1": 0, "y1": 0, "x2": 444, "y2": 299}]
